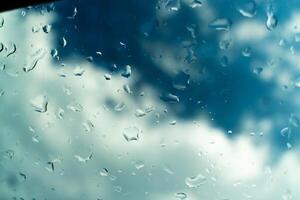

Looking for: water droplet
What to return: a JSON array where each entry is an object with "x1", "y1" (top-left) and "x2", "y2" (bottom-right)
[
  {"x1": 42, "y1": 24, "x2": 52, "y2": 33},
  {"x1": 135, "y1": 109, "x2": 146, "y2": 117},
  {"x1": 73, "y1": 66, "x2": 85, "y2": 76},
  {"x1": 266, "y1": 8, "x2": 277, "y2": 31},
  {"x1": 280, "y1": 127, "x2": 291, "y2": 138},
  {"x1": 253, "y1": 67, "x2": 263, "y2": 75},
  {"x1": 289, "y1": 114, "x2": 300, "y2": 127},
  {"x1": 294, "y1": 77, "x2": 300, "y2": 88},
  {"x1": 99, "y1": 168, "x2": 109, "y2": 176},
  {"x1": 113, "y1": 186, "x2": 122, "y2": 193},
  {"x1": 0, "y1": 15, "x2": 4, "y2": 28},
  {"x1": 51, "y1": 49, "x2": 58, "y2": 58},
  {"x1": 67, "y1": 7, "x2": 77, "y2": 19},
  {"x1": 32, "y1": 25, "x2": 40, "y2": 33},
  {"x1": 209, "y1": 18, "x2": 232, "y2": 31},
  {"x1": 237, "y1": 0, "x2": 257, "y2": 18},
  {"x1": 242, "y1": 46, "x2": 252, "y2": 57},
  {"x1": 169, "y1": 120, "x2": 177, "y2": 125},
  {"x1": 161, "y1": 93, "x2": 180, "y2": 103},
  {"x1": 123, "y1": 127, "x2": 140, "y2": 142},
  {"x1": 121, "y1": 65, "x2": 131, "y2": 78},
  {"x1": 30, "y1": 95, "x2": 48, "y2": 113},
  {"x1": 114, "y1": 102, "x2": 126, "y2": 112},
  {"x1": 173, "y1": 71, "x2": 190, "y2": 90},
  {"x1": 287, "y1": 142, "x2": 292, "y2": 150},
  {"x1": 220, "y1": 55, "x2": 228, "y2": 67},
  {"x1": 175, "y1": 192, "x2": 187, "y2": 200},
  {"x1": 134, "y1": 160, "x2": 145, "y2": 170},
  {"x1": 6, "y1": 42, "x2": 16, "y2": 57},
  {"x1": 104, "y1": 73, "x2": 111, "y2": 80},
  {"x1": 219, "y1": 39, "x2": 231, "y2": 50},
  {"x1": 190, "y1": 0, "x2": 202, "y2": 8},
  {"x1": 0, "y1": 89, "x2": 5, "y2": 97},
  {"x1": 185, "y1": 173, "x2": 206, "y2": 188},
  {"x1": 23, "y1": 48, "x2": 46, "y2": 72},
  {"x1": 75, "y1": 153, "x2": 93, "y2": 163},
  {"x1": 83, "y1": 120, "x2": 94, "y2": 133},
  {"x1": 19, "y1": 173, "x2": 27, "y2": 182},
  {"x1": 56, "y1": 108, "x2": 64, "y2": 119},
  {"x1": 67, "y1": 102, "x2": 83, "y2": 112},
  {"x1": 2, "y1": 149, "x2": 14, "y2": 159},
  {"x1": 165, "y1": 0, "x2": 181, "y2": 11},
  {"x1": 59, "y1": 37, "x2": 67, "y2": 47},
  {"x1": 123, "y1": 84, "x2": 132, "y2": 94}
]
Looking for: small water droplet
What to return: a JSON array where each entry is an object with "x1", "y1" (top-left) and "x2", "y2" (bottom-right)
[
  {"x1": 104, "y1": 73, "x2": 111, "y2": 80},
  {"x1": 294, "y1": 77, "x2": 300, "y2": 87},
  {"x1": 123, "y1": 127, "x2": 140, "y2": 142},
  {"x1": 219, "y1": 39, "x2": 231, "y2": 50},
  {"x1": 59, "y1": 37, "x2": 67, "y2": 47},
  {"x1": 280, "y1": 127, "x2": 291, "y2": 138},
  {"x1": 67, "y1": 7, "x2": 77, "y2": 19},
  {"x1": 0, "y1": 15, "x2": 4, "y2": 28},
  {"x1": 123, "y1": 84, "x2": 132, "y2": 94},
  {"x1": 175, "y1": 192, "x2": 187, "y2": 200},
  {"x1": 185, "y1": 173, "x2": 206, "y2": 188},
  {"x1": 209, "y1": 18, "x2": 232, "y2": 31},
  {"x1": 169, "y1": 120, "x2": 177, "y2": 125},
  {"x1": 73, "y1": 66, "x2": 85, "y2": 76},
  {"x1": 19, "y1": 173, "x2": 27, "y2": 182},
  {"x1": 113, "y1": 186, "x2": 122, "y2": 193},
  {"x1": 161, "y1": 93, "x2": 180, "y2": 103},
  {"x1": 114, "y1": 102, "x2": 126, "y2": 112},
  {"x1": 135, "y1": 109, "x2": 146, "y2": 117},
  {"x1": 2, "y1": 149, "x2": 14, "y2": 159},
  {"x1": 237, "y1": 0, "x2": 257, "y2": 18},
  {"x1": 99, "y1": 168, "x2": 109, "y2": 176},
  {"x1": 289, "y1": 114, "x2": 300, "y2": 127},
  {"x1": 253, "y1": 67, "x2": 263, "y2": 75},
  {"x1": 220, "y1": 55, "x2": 228, "y2": 67},
  {"x1": 190, "y1": 0, "x2": 202, "y2": 8},
  {"x1": 134, "y1": 160, "x2": 145, "y2": 170},
  {"x1": 287, "y1": 142, "x2": 292, "y2": 150},
  {"x1": 83, "y1": 120, "x2": 94, "y2": 133},
  {"x1": 165, "y1": 0, "x2": 181, "y2": 11},
  {"x1": 173, "y1": 71, "x2": 190, "y2": 90},
  {"x1": 56, "y1": 108, "x2": 64, "y2": 119},
  {"x1": 242, "y1": 46, "x2": 252, "y2": 57},
  {"x1": 75, "y1": 153, "x2": 93, "y2": 163},
  {"x1": 67, "y1": 102, "x2": 83, "y2": 112},
  {"x1": 30, "y1": 95, "x2": 48, "y2": 113}
]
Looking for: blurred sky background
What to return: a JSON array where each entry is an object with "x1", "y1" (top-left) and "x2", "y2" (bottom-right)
[{"x1": 1, "y1": 0, "x2": 300, "y2": 199}]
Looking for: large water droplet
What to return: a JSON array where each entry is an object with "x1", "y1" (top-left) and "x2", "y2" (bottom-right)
[
  {"x1": 134, "y1": 160, "x2": 145, "y2": 170},
  {"x1": 266, "y1": 8, "x2": 278, "y2": 31},
  {"x1": 185, "y1": 173, "x2": 206, "y2": 188},
  {"x1": 209, "y1": 18, "x2": 232, "y2": 31},
  {"x1": 23, "y1": 48, "x2": 46, "y2": 72},
  {"x1": 190, "y1": 0, "x2": 202, "y2": 8},
  {"x1": 30, "y1": 95, "x2": 48, "y2": 113},
  {"x1": 6, "y1": 42, "x2": 16, "y2": 57}
]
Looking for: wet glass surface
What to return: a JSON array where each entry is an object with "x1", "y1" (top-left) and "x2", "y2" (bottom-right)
[{"x1": 0, "y1": 0, "x2": 300, "y2": 199}]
